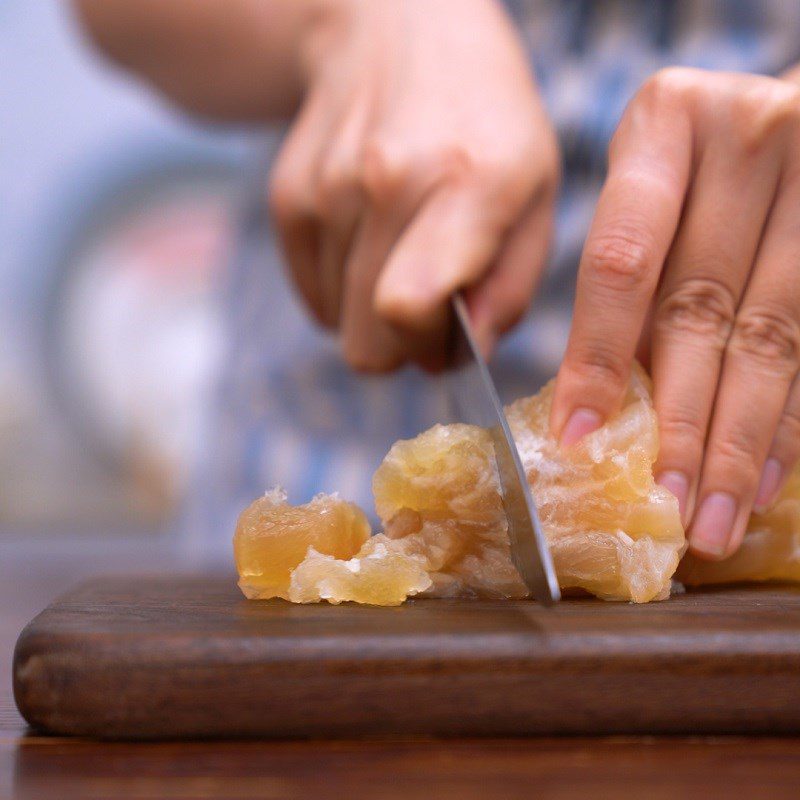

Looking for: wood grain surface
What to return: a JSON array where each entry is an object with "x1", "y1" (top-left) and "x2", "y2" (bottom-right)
[
  {"x1": 10, "y1": 736, "x2": 800, "y2": 800},
  {"x1": 13, "y1": 575, "x2": 800, "y2": 740},
  {"x1": 4, "y1": 547, "x2": 800, "y2": 799}
]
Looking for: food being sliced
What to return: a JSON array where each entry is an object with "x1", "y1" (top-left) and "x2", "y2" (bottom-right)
[{"x1": 235, "y1": 365, "x2": 688, "y2": 604}]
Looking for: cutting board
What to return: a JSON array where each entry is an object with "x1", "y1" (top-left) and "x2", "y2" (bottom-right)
[{"x1": 13, "y1": 575, "x2": 800, "y2": 739}]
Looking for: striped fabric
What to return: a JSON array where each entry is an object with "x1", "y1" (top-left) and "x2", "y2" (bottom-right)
[{"x1": 186, "y1": 0, "x2": 800, "y2": 561}]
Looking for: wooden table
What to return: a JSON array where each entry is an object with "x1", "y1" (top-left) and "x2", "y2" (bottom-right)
[{"x1": 3, "y1": 534, "x2": 800, "y2": 799}]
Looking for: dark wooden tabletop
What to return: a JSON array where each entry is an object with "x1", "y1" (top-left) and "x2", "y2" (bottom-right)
[{"x1": 3, "y1": 534, "x2": 800, "y2": 800}]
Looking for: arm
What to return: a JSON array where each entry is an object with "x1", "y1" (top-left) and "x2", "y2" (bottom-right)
[{"x1": 73, "y1": 0, "x2": 325, "y2": 120}]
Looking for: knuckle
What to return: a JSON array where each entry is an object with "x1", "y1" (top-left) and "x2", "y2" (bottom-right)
[
  {"x1": 317, "y1": 157, "x2": 359, "y2": 210},
  {"x1": 658, "y1": 410, "x2": 707, "y2": 451},
  {"x1": 710, "y1": 428, "x2": 762, "y2": 485},
  {"x1": 638, "y1": 66, "x2": 701, "y2": 110},
  {"x1": 731, "y1": 81, "x2": 800, "y2": 153},
  {"x1": 361, "y1": 139, "x2": 411, "y2": 201},
  {"x1": 433, "y1": 144, "x2": 515, "y2": 203},
  {"x1": 656, "y1": 277, "x2": 737, "y2": 347},
  {"x1": 566, "y1": 343, "x2": 629, "y2": 390},
  {"x1": 433, "y1": 143, "x2": 475, "y2": 182},
  {"x1": 508, "y1": 129, "x2": 561, "y2": 201},
  {"x1": 728, "y1": 307, "x2": 800, "y2": 373},
  {"x1": 583, "y1": 228, "x2": 654, "y2": 293}
]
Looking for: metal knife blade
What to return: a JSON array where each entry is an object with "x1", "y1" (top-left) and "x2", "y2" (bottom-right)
[{"x1": 446, "y1": 294, "x2": 560, "y2": 605}]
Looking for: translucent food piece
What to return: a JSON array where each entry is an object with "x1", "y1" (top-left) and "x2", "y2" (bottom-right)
[
  {"x1": 504, "y1": 365, "x2": 684, "y2": 602},
  {"x1": 373, "y1": 423, "x2": 504, "y2": 528},
  {"x1": 234, "y1": 364, "x2": 687, "y2": 605},
  {"x1": 373, "y1": 425, "x2": 528, "y2": 599},
  {"x1": 678, "y1": 465, "x2": 800, "y2": 587},
  {"x1": 234, "y1": 488, "x2": 370, "y2": 600},
  {"x1": 289, "y1": 538, "x2": 432, "y2": 606},
  {"x1": 372, "y1": 364, "x2": 684, "y2": 603}
]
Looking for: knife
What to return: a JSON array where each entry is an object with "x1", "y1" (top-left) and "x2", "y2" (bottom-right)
[{"x1": 446, "y1": 294, "x2": 560, "y2": 605}]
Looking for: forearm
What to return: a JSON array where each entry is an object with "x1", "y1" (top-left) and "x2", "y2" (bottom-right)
[{"x1": 73, "y1": 0, "x2": 329, "y2": 120}]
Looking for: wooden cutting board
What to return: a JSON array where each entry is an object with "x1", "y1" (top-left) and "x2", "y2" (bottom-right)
[{"x1": 13, "y1": 575, "x2": 800, "y2": 739}]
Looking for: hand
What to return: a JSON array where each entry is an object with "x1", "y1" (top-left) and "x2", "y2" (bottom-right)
[
  {"x1": 269, "y1": 0, "x2": 559, "y2": 371},
  {"x1": 551, "y1": 67, "x2": 800, "y2": 560}
]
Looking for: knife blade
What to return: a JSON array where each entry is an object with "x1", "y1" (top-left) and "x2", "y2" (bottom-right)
[{"x1": 446, "y1": 294, "x2": 560, "y2": 605}]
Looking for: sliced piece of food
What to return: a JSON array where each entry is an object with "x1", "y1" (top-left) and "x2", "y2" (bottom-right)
[
  {"x1": 288, "y1": 537, "x2": 432, "y2": 606},
  {"x1": 235, "y1": 488, "x2": 370, "y2": 600},
  {"x1": 371, "y1": 364, "x2": 684, "y2": 603}
]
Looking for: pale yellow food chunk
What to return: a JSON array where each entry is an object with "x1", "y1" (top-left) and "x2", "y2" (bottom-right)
[
  {"x1": 235, "y1": 489, "x2": 370, "y2": 600},
  {"x1": 372, "y1": 364, "x2": 684, "y2": 603},
  {"x1": 505, "y1": 366, "x2": 684, "y2": 601},
  {"x1": 289, "y1": 538, "x2": 432, "y2": 606},
  {"x1": 373, "y1": 425, "x2": 529, "y2": 599},
  {"x1": 678, "y1": 465, "x2": 800, "y2": 587},
  {"x1": 234, "y1": 365, "x2": 687, "y2": 605}
]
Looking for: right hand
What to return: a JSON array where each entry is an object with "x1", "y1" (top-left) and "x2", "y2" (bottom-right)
[{"x1": 269, "y1": 0, "x2": 560, "y2": 371}]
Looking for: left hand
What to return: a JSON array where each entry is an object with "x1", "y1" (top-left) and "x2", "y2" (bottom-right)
[{"x1": 551, "y1": 67, "x2": 800, "y2": 561}]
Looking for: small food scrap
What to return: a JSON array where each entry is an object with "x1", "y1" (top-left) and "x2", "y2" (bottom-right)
[{"x1": 235, "y1": 489, "x2": 370, "y2": 601}]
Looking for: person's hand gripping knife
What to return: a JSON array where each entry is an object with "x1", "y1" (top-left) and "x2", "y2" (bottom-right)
[
  {"x1": 551, "y1": 67, "x2": 800, "y2": 561},
  {"x1": 269, "y1": 0, "x2": 560, "y2": 371}
]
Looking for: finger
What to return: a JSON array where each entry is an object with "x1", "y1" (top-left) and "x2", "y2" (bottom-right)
[
  {"x1": 316, "y1": 100, "x2": 371, "y2": 327},
  {"x1": 339, "y1": 141, "x2": 448, "y2": 372},
  {"x1": 268, "y1": 89, "x2": 332, "y2": 324},
  {"x1": 369, "y1": 183, "x2": 512, "y2": 372},
  {"x1": 373, "y1": 184, "x2": 513, "y2": 331},
  {"x1": 688, "y1": 178, "x2": 800, "y2": 559},
  {"x1": 463, "y1": 185, "x2": 555, "y2": 358},
  {"x1": 550, "y1": 99, "x2": 693, "y2": 446},
  {"x1": 755, "y1": 375, "x2": 800, "y2": 512},
  {"x1": 317, "y1": 234, "x2": 351, "y2": 327},
  {"x1": 339, "y1": 205, "x2": 424, "y2": 373},
  {"x1": 634, "y1": 302, "x2": 656, "y2": 371},
  {"x1": 651, "y1": 138, "x2": 784, "y2": 524}
]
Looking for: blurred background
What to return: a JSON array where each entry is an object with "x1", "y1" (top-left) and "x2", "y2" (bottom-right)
[{"x1": 0, "y1": 0, "x2": 264, "y2": 542}]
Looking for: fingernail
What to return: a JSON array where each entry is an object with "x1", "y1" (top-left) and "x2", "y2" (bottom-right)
[
  {"x1": 656, "y1": 470, "x2": 689, "y2": 523},
  {"x1": 754, "y1": 458, "x2": 783, "y2": 513},
  {"x1": 689, "y1": 492, "x2": 737, "y2": 558},
  {"x1": 560, "y1": 408, "x2": 603, "y2": 447}
]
